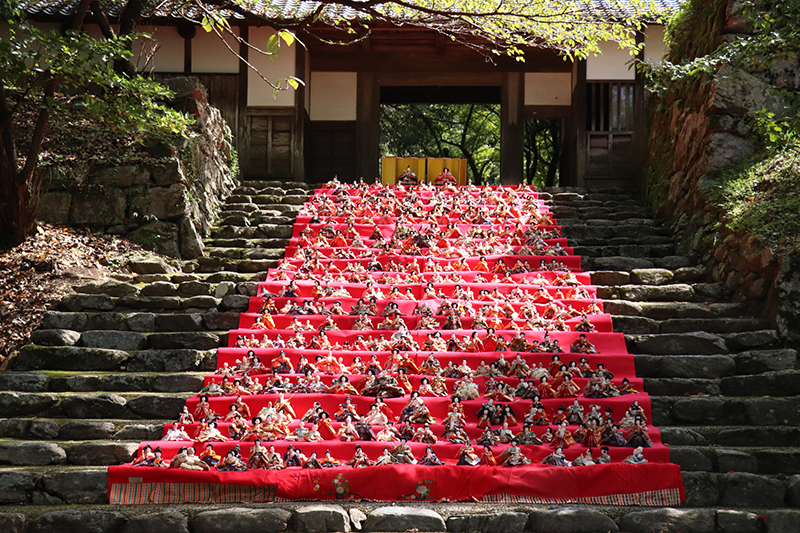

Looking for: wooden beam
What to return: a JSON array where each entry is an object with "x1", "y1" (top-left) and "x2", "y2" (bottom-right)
[
  {"x1": 524, "y1": 105, "x2": 571, "y2": 119},
  {"x1": 309, "y1": 49, "x2": 570, "y2": 73},
  {"x1": 376, "y1": 72, "x2": 503, "y2": 87},
  {"x1": 356, "y1": 72, "x2": 380, "y2": 181},
  {"x1": 500, "y1": 72, "x2": 525, "y2": 185}
]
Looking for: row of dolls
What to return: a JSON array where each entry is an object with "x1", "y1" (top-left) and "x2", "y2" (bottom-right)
[
  {"x1": 218, "y1": 350, "x2": 606, "y2": 381},
  {"x1": 133, "y1": 439, "x2": 649, "y2": 472},
  {"x1": 232, "y1": 328, "x2": 597, "y2": 356},
  {"x1": 267, "y1": 267, "x2": 580, "y2": 288}
]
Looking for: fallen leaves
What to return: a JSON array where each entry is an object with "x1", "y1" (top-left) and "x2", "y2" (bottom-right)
[{"x1": 0, "y1": 223, "x2": 154, "y2": 368}]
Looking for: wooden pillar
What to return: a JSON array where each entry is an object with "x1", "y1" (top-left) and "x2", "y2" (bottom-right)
[
  {"x1": 238, "y1": 25, "x2": 249, "y2": 177},
  {"x1": 293, "y1": 48, "x2": 307, "y2": 183},
  {"x1": 356, "y1": 72, "x2": 380, "y2": 181},
  {"x1": 561, "y1": 60, "x2": 586, "y2": 187},
  {"x1": 633, "y1": 30, "x2": 647, "y2": 192},
  {"x1": 500, "y1": 72, "x2": 524, "y2": 185}
]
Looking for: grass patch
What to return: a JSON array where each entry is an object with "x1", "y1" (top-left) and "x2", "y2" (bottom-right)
[{"x1": 707, "y1": 144, "x2": 800, "y2": 253}]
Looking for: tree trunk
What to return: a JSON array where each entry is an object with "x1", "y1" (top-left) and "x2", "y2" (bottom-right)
[
  {"x1": 114, "y1": 0, "x2": 145, "y2": 76},
  {"x1": 0, "y1": 0, "x2": 92, "y2": 246}
]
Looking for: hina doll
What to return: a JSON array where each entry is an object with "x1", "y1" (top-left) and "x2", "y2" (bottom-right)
[{"x1": 419, "y1": 446, "x2": 445, "y2": 466}]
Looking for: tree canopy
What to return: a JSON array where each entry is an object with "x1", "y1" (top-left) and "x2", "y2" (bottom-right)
[{"x1": 193, "y1": 0, "x2": 670, "y2": 60}]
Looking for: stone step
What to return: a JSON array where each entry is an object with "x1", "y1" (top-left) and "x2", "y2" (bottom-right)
[
  {"x1": 209, "y1": 224, "x2": 294, "y2": 240},
  {"x1": 603, "y1": 300, "x2": 751, "y2": 319},
  {"x1": 643, "y1": 371, "x2": 800, "y2": 397},
  {"x1": 11, "y1": 346, "x2": 216, "y2": 373},
  {"x1": 651, "y1": 395, "x2": 800, "y2": 427},
  {"x1": 670, "y1": 445, "x2": 800, "y2": 475},
  {"x1": 635, "y1": 349, "x2": 798, "y2": 378},
  {"x1": 0, "y1": 390, "x2": 190, "y2": 419},
  {"x1": 202, "y1": 238, "x2": 290, "y2": 248},
  {"x1": 0, "y1": 497, "x2": 793, "y2": 532},
  {"x1": 572, "y1": 243, "x2": 677, "y2": 258},
  {"x1": 614, "y1": 316, "x2": 772, "y2": 335},
  {"x1": 0, "y1": 440, "x2": 138, "y2": 467},
  {"x1": 626, "y1": 330, "x2": 780, "y2": 355},
  {"x1": 0, "y1": 418, "x2": 166, "y2": 441},
  {"x1": 235, "y1": 179, "x2": 314, "y2": 190},
  {"x1": 661, "y1": 425, "x2": 800, "y2": 448},
  {"x1": 205, "y1": 247, "x2": 286, "y2": 260},
  {"x1": 0, "y1": 371, "x2": 205, "y2": 393},
  {"x1": 583, "y1": 255, "x2": 694, "y2": 271}
]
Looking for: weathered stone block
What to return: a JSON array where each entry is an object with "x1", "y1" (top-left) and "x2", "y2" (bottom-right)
[
  {"x1": 30, "y1": 510, "x2": 126, "y2": 533},
  {"x1": 71, "y1": 188, "x2": 126, "y2": 226},
  {"x1": 293, "y1": 505, "x2": 351, "y2": 532},
  {"x1": 193, "y1": 508, "x2": 291, "y2": 533},
  {"x1": 0, "y1": 471, "x2": 41, "y2": 504},
  {"x1": 38, "y1": 191, "x2": 72, "y2": 223},
  {"x1": 0, "y1": 371, "x2": 49, "y2": 392},
  {"x1": 141, "y1": 281, "x2": 179, "y2": 297},
  {"x1": 619, "y1": 508, "x2": 714, "y2": 533},
  {"x1": 529, "y1": 508, "x2": 618, "y2": 533},
  {"x1": 126, "y1": 395, "x2": 187, "y2": 418},
  {"x1": 59, "y1": 421, "x2": 116, "y2": 440},
  {"x1": 364, "y1": 507, "x2": 445, "y2": 532},
  {"x1": 716, "y1": 509, "x2": 761, "y2": 533},
  {"x1": 448, "y1": 512, "x2": 528, "y2": 533},
  {"x1": 14, "y1": 345, "x2": 129, "y2": 371},
  {"x1": 720, "y1": 472, "x2": 786, "y2": 507},
  {"x1": 0, "y1": 391, "x2": 58, "y2": 416},
  {"x1": 129, "y1": 221, "x2": 180, "y2": 258},
  {"x1": 66, "y1": 442, "x2": 137, "y2": 465},
  {"x1": 40, "y1": 311, "x2": 88, "y2": 330},
  {"x1": 80, "y1": 330, "x2": 147, "y2": 350},
  {"x1": 147, "y1": 332, "x2": 220, "y2": 350},
  {"x1": 127, "y1": 349, "x2": 208, "y2": 372},
  {"x1": 717, "y1": 449, "x2": 759, "y2": 473},
  {"x1": 124, "y1": 511, "x2": 189, "y2": 533},
  {"x1": 0, "y1": 441, "x2": 66, "y2": 465},
  {"x1": 60, "y1": 393, "x2": 128, "y2": 419},
  {"x1": 41, "y1": 469, "x2": 108, "y2": 504}
]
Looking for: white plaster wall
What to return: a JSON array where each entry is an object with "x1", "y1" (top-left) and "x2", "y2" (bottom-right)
[
  {"x1": 248, "y1": 27, "x2": 296, "y2": 107},
  {"x1": 645, "y1": 25, "x2": 668, "y2": 65},
  {"x1": 133, "y1": 26, "x2": 184, "y2": 73},
  {"x1": 587, "y1": 41, "x2": 636, "y2": 81},
  {"x1": 192, "y1": 27, "x2": 240, "y2": 73},
  {"x1": 309, "y1": 72, "x2": 358, "y2": 121},
  {"x1": 524, "y1": 72, "x2": 572, "y2": 106}
]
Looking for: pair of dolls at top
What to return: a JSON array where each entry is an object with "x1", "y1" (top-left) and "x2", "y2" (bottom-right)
[{"x1": 396, "y1": 165, "x2": 458, "y2": 187}]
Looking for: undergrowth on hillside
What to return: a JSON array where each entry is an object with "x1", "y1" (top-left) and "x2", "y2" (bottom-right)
[{"x1": 707, "y1": 145, "x2": 800, "y2": 253}]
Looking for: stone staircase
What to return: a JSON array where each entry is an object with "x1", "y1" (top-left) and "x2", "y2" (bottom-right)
[{"x1": 0, "y1": 185, "x2": 798, "y2": 532}]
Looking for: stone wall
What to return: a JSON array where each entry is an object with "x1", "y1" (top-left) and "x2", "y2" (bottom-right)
[
  {"x1": 35, "y1": 78, "x2": 236, "y2": 260},
  {"x1": 642, "y1": 0, "x2": 799, "y2": 341}
]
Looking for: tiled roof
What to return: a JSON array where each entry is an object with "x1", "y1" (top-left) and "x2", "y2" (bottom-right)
[{"x1": 21, "y1": 0, "x2": 682, "y2": 23}]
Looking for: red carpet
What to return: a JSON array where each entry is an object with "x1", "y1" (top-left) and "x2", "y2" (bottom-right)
[{"x1": 109, "y1": 182, "x2": 684, "y2": 505}]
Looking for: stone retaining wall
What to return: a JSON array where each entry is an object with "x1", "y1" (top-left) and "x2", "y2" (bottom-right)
[
  {"x1": 642, "y1": 0, "x2": 800, "y2": 342},
  {"x1": 35, "y1": 77, "x2": 236, "y2": 260}
]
